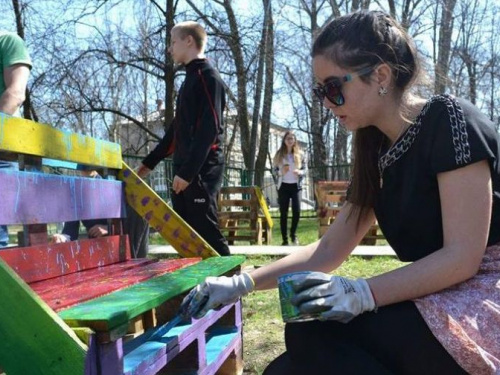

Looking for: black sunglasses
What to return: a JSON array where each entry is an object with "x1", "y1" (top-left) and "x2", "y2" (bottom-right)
[{"x1": 313, "y1": 65, "x2": 376, "y2": 106}]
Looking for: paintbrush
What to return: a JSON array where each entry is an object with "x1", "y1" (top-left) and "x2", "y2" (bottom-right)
[{"x1": 149, "y1": 290, "x2": 209, "y2": 341}]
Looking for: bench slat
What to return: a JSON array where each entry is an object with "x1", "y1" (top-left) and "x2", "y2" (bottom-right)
[
  {"x1": 119, "y1": 162, "x2": 219, "y2": 259},
  {"x1": 58, "y1": 256, "x2": 245, "y2": 331},
  {"x1": 0, "y1": 170, "x2": 124, "y2": 225},
  {"x1": 33, "y1": 258, "x2": 200, "y2": 312},
  {"x1": 0, "y1": 114, "x2": 122, "y2": 169},
  {"x1": 0, "y1": 235, "x2": 131, "y2": 283},
  {"x1": 0, "y1": 258, "x2": 88, "y2": 375}
]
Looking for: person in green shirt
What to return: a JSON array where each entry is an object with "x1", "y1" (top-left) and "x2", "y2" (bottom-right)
[{"x1": 0, "y1": 31, "x2": 32, "y2": 248}]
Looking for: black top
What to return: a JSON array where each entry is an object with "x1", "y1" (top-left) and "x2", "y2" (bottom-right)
[
  {"x1": 142, "y1": 58, "x2": 225, "y2": 182},
  {"x1": 373, "y1": 95, "x2": 500, "y2": 262}
]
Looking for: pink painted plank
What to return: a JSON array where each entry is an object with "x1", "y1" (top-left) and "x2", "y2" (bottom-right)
[
  {"x1": 0, "y1": 170, "x2": 124, "y2": 225},
  {"x1": 0, "y1": 236, "x2": 131, "y2": 283},
  {"x1": 31, "y1": 258, "x2": 200, "y2": 311}
]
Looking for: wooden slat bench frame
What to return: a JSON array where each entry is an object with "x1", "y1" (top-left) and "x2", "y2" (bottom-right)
[
  {"x1": 218, "y1": 186, "x2": 273, "y2": 245},
  {"x1": 315, "y1": 181, "x2": 385, "y2": 245},
  {"x1": 0, "y1": 113, "x2": 245, "y2": 375}
]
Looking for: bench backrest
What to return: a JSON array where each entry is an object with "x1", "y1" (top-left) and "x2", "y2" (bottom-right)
[{"x1": 0, "y1": 113, "x2": 124, "y2": 374}]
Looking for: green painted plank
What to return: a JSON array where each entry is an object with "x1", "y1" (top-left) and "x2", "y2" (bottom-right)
[
  {"x1": 0, "y1": 113, "x2": 122, "y2": 169},
  {"x1": 59, "y1": 256, "x2": 245, "y2": 331},
  {"x1": 0, "y1": 258, "x2": 87, "y2": 375}
]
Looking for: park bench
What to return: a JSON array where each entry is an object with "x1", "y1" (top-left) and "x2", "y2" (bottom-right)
[
  {"x1": 0, "y1": 113, "x2": 245, "y2": 375},
  {"x1": 315, "y1": 180, "x2": 384, "y2": 245},
  {"x1": 218, "y1": 186, "x2": 273, "y2": 245}
]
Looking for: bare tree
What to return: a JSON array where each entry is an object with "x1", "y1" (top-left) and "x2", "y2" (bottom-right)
[{"x1": 434, "y1": 0, "x2": 457, "y2": 94}]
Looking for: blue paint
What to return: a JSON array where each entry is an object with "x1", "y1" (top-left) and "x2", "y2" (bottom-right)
[
  {"x1": 42, "y1": 158, "x2": 78, "y2": 170},
  {"x1": 205, "y1": 329, "x2": 238, "y2": 365}
]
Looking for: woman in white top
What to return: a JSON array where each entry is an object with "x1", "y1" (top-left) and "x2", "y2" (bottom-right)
[{"x1": 273, "y1": 131, "x2": 306, "y2": 245}]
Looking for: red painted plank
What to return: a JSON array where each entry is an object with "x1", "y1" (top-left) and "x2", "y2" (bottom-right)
[
  {"x1": 0, "y1": 236, "x2": 131, "y2": 283},
  {"x1": 0, "y1": 170, "x2": 124, "y2": 225},
  {"x1": 32, "y1": 258, "x2": 201, "y2": 311}
]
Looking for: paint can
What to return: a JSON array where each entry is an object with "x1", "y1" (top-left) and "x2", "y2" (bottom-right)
[{"x1": 278, "y1": 271, "x2": 320, "y2": 323}]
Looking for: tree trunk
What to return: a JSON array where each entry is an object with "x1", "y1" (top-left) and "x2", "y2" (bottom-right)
[
  {"x1": 435, "y1": 0, "x2": 457, "y2": 94},
  {"x1": 255, "y1": 0, "x2": 274, "y2": 188}
]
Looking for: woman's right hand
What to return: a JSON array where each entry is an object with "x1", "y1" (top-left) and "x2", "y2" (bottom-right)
[{"x1": 179, "y1": 273, "x2": 255, "y2": 319}]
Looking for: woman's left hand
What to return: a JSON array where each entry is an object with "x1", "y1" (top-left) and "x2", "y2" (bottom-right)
[{"x1": 290, "y1": 272, "x2": 376, "y2": 323}]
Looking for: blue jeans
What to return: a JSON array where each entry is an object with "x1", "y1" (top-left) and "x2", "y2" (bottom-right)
[
  {"x1": 0, "y1": 161, "x2": 16, "y2": 248},
  {"x1": 0, "y1": 226, "x2": 8, "y2": 248}
]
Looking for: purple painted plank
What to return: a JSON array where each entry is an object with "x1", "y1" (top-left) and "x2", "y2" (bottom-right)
[
  {"x1": 0, "y1": 169, "x2": 124, "y2": 225},
  {"x1": 85, "y1": 333, "x2": 98, "y2": 375},
  {"x1": 99, "y1": 339, "x2": 124, "y2": 375},
  {"x1": 123, "y1": 302, "x2": 241, "y2": 375}
]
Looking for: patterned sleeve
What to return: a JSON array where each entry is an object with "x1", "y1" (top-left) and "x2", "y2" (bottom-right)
[{"x1": 429, "y1": 95, "x2": 496, "y2": 174}]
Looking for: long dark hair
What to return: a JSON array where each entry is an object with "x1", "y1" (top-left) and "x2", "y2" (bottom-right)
[{"x1": 312, "y1": 10, "x2": 422, "y2": 223}]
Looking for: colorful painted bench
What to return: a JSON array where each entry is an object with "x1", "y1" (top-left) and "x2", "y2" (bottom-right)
[
  {"x1": 0, "y1": 114, "x2": 245, "y2": 375},
  {"x1": 218, "y1": 186, "x2": 273, "y2": 245}
]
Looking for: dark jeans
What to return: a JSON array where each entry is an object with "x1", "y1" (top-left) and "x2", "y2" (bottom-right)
[
  {"x1": 125, "y1": 203, "x2": 150, "y2": 258},
  {"x1": 263, "y1": 301, "x2": 466, "y2": 375},
  {"x1": 278, "y1": 182, "x2": 301, "y2": 243},
  {"x1": 171, "y1": 164, "x2": 230, "y2": 256}
]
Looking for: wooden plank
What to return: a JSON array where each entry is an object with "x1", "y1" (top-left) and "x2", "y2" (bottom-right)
[
  {"x1": 0, "y1": 113, "x2": 122, "y2": 168},
  {"x1": 58, "y1": 255, "x2": 245, "y2": 331},
  {"x1": 218, "y1": 211, "x2": 252, "y2": 220},
  {"x1": 220, "y1": 186, "x2": 255, "y2": 195},
  {"x1": 254, "y1": 186, "x2": 274, "y2": 229},
  {"x1": 122, "y1": 302, "x2": 240, "y2": 375},
  {"x1": 119, "y1": 162, "x2": 219, "y2": 259},
  {"x1": 33, "y1": 258, "x2": 200, "y2": 311},
  {"x1": 0, "y1": 235, "x2": 131, "y2": 283},
  {"x1": 0, "y1": 257, "x2": 87, "y2": 375},
  {"x1": 0, "y1": 170, "x2": 124, "y2": 225},
  {"x1": 219, "y1": 200, "x2": 252, "y2": 207}
]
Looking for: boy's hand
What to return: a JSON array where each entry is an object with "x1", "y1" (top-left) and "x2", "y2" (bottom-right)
[
  {"x1": 136, "y1": 164, "x2": 151, "y2": 178},
  {"x1": 88, "y1": 224, "x2": 108, "y2": 238},
  {"x1": 172, "y1": 175, "x2": 189, "y2": 194}
]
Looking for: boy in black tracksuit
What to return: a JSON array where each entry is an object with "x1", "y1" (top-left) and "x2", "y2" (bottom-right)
[{"x1": 138, "y1": 21, "x2": 230, "y2": 256}]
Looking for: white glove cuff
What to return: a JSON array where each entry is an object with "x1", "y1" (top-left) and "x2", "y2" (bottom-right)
[
  {"x1": 238, "y1": 272, "x2": 255, "y2": 295},
  {"x1": 356, "y1": 278, "x2": 377, "y2": 313}
]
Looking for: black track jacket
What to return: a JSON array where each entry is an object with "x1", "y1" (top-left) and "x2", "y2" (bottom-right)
[{"x1": 142, "y1": 58, "x2": 225, "y2": 182}]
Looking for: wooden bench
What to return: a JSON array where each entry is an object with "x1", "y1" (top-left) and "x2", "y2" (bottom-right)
[
  {"x1": 0, "y1": 114, "x2": 245, "y2": 375},
  {"x1": 315, "y1": 181, "x2": 384, "y2": 245},
  {"x1": 218, "y1": 186, "x2": 273, "y2": 245}
]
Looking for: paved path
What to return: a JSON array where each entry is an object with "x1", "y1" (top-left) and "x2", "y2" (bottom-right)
[{"x1": 149, "y1": 244, "x2": 396, "y2": 257}]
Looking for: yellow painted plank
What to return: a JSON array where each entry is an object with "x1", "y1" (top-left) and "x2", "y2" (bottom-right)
[
  {"x1": 118, "y1": 162, "x2": 219, "y2": 259},
  {"x1": 0, "y1": 113, "x2": 122, "y2": 169},
  {"x1": 254, "y1": 186, "x2": 274, "y2": 228}
]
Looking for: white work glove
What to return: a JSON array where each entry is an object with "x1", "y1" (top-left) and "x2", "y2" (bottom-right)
[
  {"x1": 290, "y1": 272, "x2": 376, "y2": 323},
  {"x1": 180, "y1": 273, "x2": 255, "y2": 319}
]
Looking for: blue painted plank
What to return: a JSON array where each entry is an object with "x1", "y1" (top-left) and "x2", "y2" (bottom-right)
[{"x1": 0, "y1": 169, "x2": 124, "y2": 225}]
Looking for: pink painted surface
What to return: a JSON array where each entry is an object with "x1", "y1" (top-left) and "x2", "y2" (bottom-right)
[
  {"x1": 0, "y1": 170, "x2": 124, "y2": 225},
  {"x1": 31, "y1": 258, "x2": 200, "y2": 311},
  {"x1": 0, "y1": 236, "x2": 131, "y2": 283}
]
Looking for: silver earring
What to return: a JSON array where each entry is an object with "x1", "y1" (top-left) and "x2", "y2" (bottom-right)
[{"x1": 378, "y1": 86, "x2": 388, "y2": 96}]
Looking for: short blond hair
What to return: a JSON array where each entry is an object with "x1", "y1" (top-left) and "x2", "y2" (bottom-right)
[{"x1": 172, "y1": 21, "x2": 207, "y2": 51}]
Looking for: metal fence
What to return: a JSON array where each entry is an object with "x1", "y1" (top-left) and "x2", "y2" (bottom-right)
[{"x1": 123, "y1": 155, "x2": 351, "y2": 218}]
